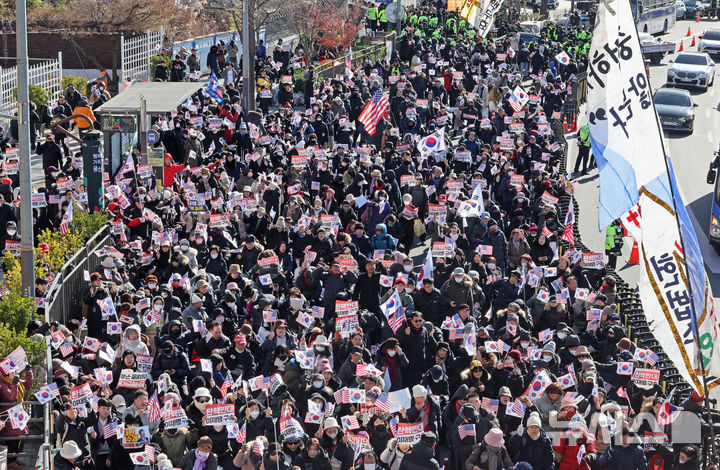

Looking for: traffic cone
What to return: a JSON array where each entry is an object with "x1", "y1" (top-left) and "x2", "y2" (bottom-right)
[
  {"x1": 679, "y1": 40, "x2": 684, "y2": 51},
  {"x1": 692, "y1": 36, "x2": 696, "y2": 46},
  {"x1": 571, "y1": 115, "x2": 577, "y2": 132},
  {"x1": 628, "y1": 241, "x2": 640, "y2": 265},
  {"x1": 688, "y1": 26, "x2": 692, "y2": 36},
  {"x1": 562, "y1": 115, "x2": 568, "y2": 133},
  {"x1": 697, "y1": 12, "x2": 700, "y2": 22},
  {"x1": 621, "y1": 222, "x2": 629, "y2": 237}
]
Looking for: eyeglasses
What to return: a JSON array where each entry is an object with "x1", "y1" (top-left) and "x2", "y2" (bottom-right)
[{"x1": 412, "y1": 319, "x2": 423, "y2": 324}]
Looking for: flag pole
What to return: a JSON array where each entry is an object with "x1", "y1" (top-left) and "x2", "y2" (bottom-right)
[{"x1": 620, "y1": 0, "x2": 717, "y2": 458}]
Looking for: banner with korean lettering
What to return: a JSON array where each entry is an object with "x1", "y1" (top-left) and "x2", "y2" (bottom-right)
[{"x1": 587, "y1": 0, "x2": 720, "y2": 398}]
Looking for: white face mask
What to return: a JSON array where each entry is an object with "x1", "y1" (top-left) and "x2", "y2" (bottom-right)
[
  {"x1": 148, "y1": 283, "x2": 157, "y2": 289},
  {"x1": 487, "y1": 263, "x2": 495, "y2": 270},
  {"x1": 316, "y1": 346, "x2": 325, "y2": 352},
  {"x1": 198, "y1": 451, "x2": 210, "y2": 458},
  {"x1": 521, "y1": 342, "x2": 529, "y2": 349},
  {"x1": 404, "y1": 265, "x2": 412, "y2": 272},
  {"x1": 249, "y1": 410, "x2": 259, "y2": 419},
  {"x1": 365, "y1": 464, "x2": 376, "y2": 470},
  {"x1": 181, "y1": 245, "x2": 189, "y2": 251},
  {"x1": 388, "y1": 350, "x2": 397, "y2": 357},
  {"x1": 455, "y1": 276, "x2": 464, "y2": 283},
  {"x1": 379, "y1": 197, "x2": 386, "y2": 202},
  {"x1": 450, "y1": 233, "x2": 459, "y2": 240},
  {"x1": 313, "y1": 380, "x2": 324, "y2": 388},
  {"x1": 543, "y1": 354, "x2": 552, "y2": 361},
  {"x1": 154, "y1": 303, "x2": 162, "y2": 310},
  {"x1": 210, "y1": 253, "x2": 218, "y2": 259},
  {"x1": 557, "y1": 333, "x2": 567, "y2": 340}
]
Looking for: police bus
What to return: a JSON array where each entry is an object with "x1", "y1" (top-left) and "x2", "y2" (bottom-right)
[{"x1": 631, "y1": 0, "x2": 677, "y2": 34}]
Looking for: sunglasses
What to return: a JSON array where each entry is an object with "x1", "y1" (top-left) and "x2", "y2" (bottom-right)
[
  {"x1": 197, "y1": 398, "x2": 210, "y2": 403},
  {"x1": 287, "y1": 442, "x2": 299, "y2": 446}
]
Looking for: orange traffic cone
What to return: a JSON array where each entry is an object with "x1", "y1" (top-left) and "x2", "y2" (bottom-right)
[
  {"x1": 628, "y1": 241, "x2": 640, "y2": 265},
  {"x1": 563, "y1": 115, "x2": 569, "y2": 133},
  {"x1": 621, "y1": 222, "x2": 629, "y2": 237},
  {"x1": 679, "y1": 40, "x2": 684, "y2": 51},
  {"x1": 697, "y1": 12, "x2": 700, "y2": 21},
  {"x1": 688, "y1": 26, "x2": 692, "y2": 36},
  {"x1": 570, "y1": 115, "x2": 578, "y2": 132},
  {"x1": 692, "y1": 36, "x2": 696, "y2": 46}
]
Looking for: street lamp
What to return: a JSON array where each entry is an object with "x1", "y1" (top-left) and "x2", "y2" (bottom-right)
[{"x1": 206, "y1": 0, "x2": 256, "y2": 113}]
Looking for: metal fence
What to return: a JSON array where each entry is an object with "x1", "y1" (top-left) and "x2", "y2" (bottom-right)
[
  {"x1": 0, "y1": 52, "x2": 63, "y2": 129},
  {"x1": 43, "y1": 225, "x2": 111, "y2": 325},
  {"x1": 315, "y1": 43, "x2": 388, "y2": 82},
  {"x1": 170, "y1": 31, "x2": 237, "y2": 74},
  {"x1": 120, "y1": 29, "x2": 165, "y2": 86}
]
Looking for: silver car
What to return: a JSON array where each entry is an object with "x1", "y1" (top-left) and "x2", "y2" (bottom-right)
[
  {"x1": 676, "y1": 0, "x2": 687, "y2": 18},
  {"x1": 699, "y1": 30, "x2": 720, "y2": 57},
  {"x1": 667, "y1": 52, "x2": 716, "y2": 90}
]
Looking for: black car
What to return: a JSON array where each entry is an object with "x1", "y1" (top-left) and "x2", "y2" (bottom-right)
[
  {"x1": 684, "y1": 0, "x2": 705, "y2": 18},
  {"x1": 654, "y1": 87, "x2": 697, "y2": 132}
]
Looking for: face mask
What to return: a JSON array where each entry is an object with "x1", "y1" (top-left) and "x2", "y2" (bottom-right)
[
  {"x1": 543, "y1": 354, "x2": 552, "y2": 361},
  {"x1": 404, "y1": 265, "x2": 412, "y2": 272},
  {"x1": 198, "y1": 451, "x2": 210, "y2": 458},
  {"x1": 154, "y1": 303, "x2": 162, "y2": 310},
  {"x1": 521, "y1": 342, "x2": 529, "y2": 349},
  {"x1": 518, "y1": 198, "x2": 525, "y2": 203},
  {"x1": 226, "y1": 302, "x2": 234, "y2": 308},
  {"x1": 181, "y1": 245, "x2": 189, "y2": 251},
  {"x1": 7, "y1": 230, "x2": 15, "y2": 236},
  {"x1": 327, "y1": 432, "x2": 338, "y2": 439},
  {"x1": 249, "y1": 410, "x2": 259, "y2": 419},
  {"x1": 455, "y1": 276, "x2": 464, "y2": 283},
  {"x1": 312, "y1": 379, "x2": 325, "y2": 388},
  {"x1": 211, "y1": 252, "x2": 219, "y2": 259},
  {"x1": 558, "y1": 333, "x2": 567, "y2": 340},
  {"x1": 388, "y1": 350, "x2": 397, "y2": 357},
  {"x1": 365, "y1": 465, "x2": 376, "y2": 470},
  {"x1": 487, "y1": 263, "x2": 495, "y2": 270},
  {"x1": 195, "y1": 401, "x2": 207, "y2": 412},
  {"x1": 379, "y1": 197, "x2": 386, "y2": 202},
  {"x1": 570, "y1": 349, "x2": 577, "y2": 356},
  {"x1": 316, "y1": 346, "x2": 325, "y2": 352}
]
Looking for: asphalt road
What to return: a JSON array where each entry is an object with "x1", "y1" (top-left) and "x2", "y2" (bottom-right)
[{"x1": 569, "y1": 16, "x2": 720, "y2": 302}]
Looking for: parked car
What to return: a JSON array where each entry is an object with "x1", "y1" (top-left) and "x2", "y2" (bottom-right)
[
  {"x1": 699, "y1": 29, "x2": 720, "y2": 57},
  {"x1": 684, "y1": 0, "x2": 705, "y2": 18},
  {"x1": 676, "y1": 0, "x2": 687, "y2": 18},
  {"x1": 667, "y1": 51, "x2": 715, "y2": 90},
  {"x1": 655, "y1": 87, "x2": 696, "y2": 133}
]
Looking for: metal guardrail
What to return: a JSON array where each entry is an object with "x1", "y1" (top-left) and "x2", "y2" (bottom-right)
[
  {"x1": 314, "y1": 43, "x2": 387, "y2": 82},
  {"x1": 44, "y1": 225, "x2": 111, "y2": 325},
  {"x1": 0, "y1": 401, "x2": 51, "y2": 470}
]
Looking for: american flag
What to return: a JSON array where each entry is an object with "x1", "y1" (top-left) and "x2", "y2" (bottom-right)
[
  {"x1": 561, "y1": 196, "x2": 575, "y2": 246},
  {"x1": 511, "y1": 399, "x2": 527, "y2": 417},
  {"x1": 388, "y1": 312, "x2": 405, "y2": 333},
  {"x1": 103, "y1": 422, "x2": 117, "y2": 440},
  {"x1": 59, "y1": 203, "x2": 73, "y2": 235},
  {"x1": 389, "y1": 417, "x2": 399, "y2": 436},
  {"x1": 542, "y1": 225, "x2": 552, "y2": 238},
  {"x1": 144, "y1": 444, "x2": 155, "y2": 463},
  {"x1": 458, "y1": 424, "x2": 476, "y2": 439},
  {"x1": 252, "y1": 439, "x2": 264, "y2": 455},
  {"x1": 481, "y1": 397, "x2": 499, "y2": 413},
  {"x1": 358, "y1": 89, "x2": 389, "y2": 136},
  {"x1": 374, "y1": 394, "x2": 390, "y2": 413},
  {"x1": 237, "y1": 422, "x2": 246, "y2": 443},
  {"x1": 342, "y1": 415, "x2": 360, "y2": 430},
  {"x1": 60, "y1": 342, "x2": 74, "y2": 357},
  {"x1": 508, "y1": 93, "x2": 525, "y2": 113},
  {"x1": 220, "y1": 374, "x2": 232, "y2": 399},
  {"x1": 148, "y1": 391, "x2": 161, "y2": 423}
]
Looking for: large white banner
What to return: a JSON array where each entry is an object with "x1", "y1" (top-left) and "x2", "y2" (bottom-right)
[{"x1": 588, "y1": 0, "x2": 720, "y2": 398}]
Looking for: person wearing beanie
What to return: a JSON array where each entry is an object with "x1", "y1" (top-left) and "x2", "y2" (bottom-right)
[
  {"x1": 507, "y1": 411, "x2": 554, "y2": 470},
  {"x1": 487, "y1": 355, "x2": 525, "y2": 399},
  {"x1": 403, "y1": 384, "x2": 441, "y2": 436},
  {"x1": 466, "y1": 428, "x2": 512, "y2": 470}
]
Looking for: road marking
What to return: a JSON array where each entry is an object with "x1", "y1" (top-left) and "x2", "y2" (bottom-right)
[{"x1": 708, "y1": 131, "x2": 714, "y2": 143}]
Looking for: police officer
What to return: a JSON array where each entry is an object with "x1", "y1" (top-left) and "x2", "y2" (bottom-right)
[
  {"x1": 604, "y1": 219, "x2": 624, "y2": 270},
  {"x1": 574, "y1": 123, "x2": 591, "y2": 175},
  {"x1": 368, "y1": 4, "x2": 379, "y2": 32}
]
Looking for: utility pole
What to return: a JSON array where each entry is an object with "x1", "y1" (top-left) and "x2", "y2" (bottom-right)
[
  {"x1": 242, "y1": 0, "x2": 255, "y2": 112},
  {"x1": 139, "y1": 97, "x2": 148, "y2": 164},
  {"x1": 16, "y1": 0, "x2": 34, "y2": 296}
]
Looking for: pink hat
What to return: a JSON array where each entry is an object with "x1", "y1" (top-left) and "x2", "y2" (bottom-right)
[
  {"x1": 319, "y1": 359, "x2": 333, "y2": 373},
  {"x1": 163, "y1": 392, "x2": 180, "y2": 405},
  {"x1": 484, "y1": 428, "x2": 504, "y2": 448}
]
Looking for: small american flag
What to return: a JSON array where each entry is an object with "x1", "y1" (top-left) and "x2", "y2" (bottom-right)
[
  {"x1": 60, "y1": 342, "x2": 73, "y2": 357},
  {"x1": 220, "y1": 374, "x2": 232, "y2": 399},
  {"x1": 237, "y1": 422, "x2": 246, "y2": 443},
  {"x1": 542, "y1": 225, "x2": 552, "y2": 238},
  {"x1": 59, "y1": 203, "x2": 73, "y2": 235},
  {"x1": 342, "y1": 415, "x2": 360, "y2": 430},
  {"x1": 561, "y1": 196, "x2": 575, "y2": 246},
  {"x1": 458, "y1": 424, "x2": 476, "y2": 439},
  {"x1": 511, "y1": 399, "x2": 527, "y2": 417},
  {"x1": 389, "y1": 417, "x2": 398, "y2": 436},
  {"x1": 388, "y1": 312, "x2": 405, "y2": 333},
  {"x1": 358, "y1": 89, "x2": 389, "y2": 136},
  {"x1": 144, "y1": 444, "x2": 155, "y2": 463},
  {"x1": 252, "y1": 439, "x2": 264, "y2": 455},
  {"x1": 603, "y1": 381, "x2": 613, "y2": 394},
  {"x1": 508, "y1": 93, "x2": 525, "y2": 113},
  {"x1": 481, "y1": 397, "x2": 499, "y2": 413},
  {"x1": 148, "y1": 391, "x2": 161, "y2": 423},
  {"x1": 374, "y1": 394, "x2": 390, "y2": 413},
  {"x1": 103, "y1": 422, "x2": 117, "y2": 440}
]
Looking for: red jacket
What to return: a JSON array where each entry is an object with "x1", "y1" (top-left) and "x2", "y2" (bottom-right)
[
  {"x1": 0, "y1": 372, "x2": 33, "y2": 437},
  {"x1": 553, "y1": 433, "x2": 596, "y2": 470}
]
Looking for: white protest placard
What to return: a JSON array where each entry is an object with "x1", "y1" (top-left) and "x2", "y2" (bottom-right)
[
  {"x1": 118, "y1": 370, "x2": 147, "y2": 388},
  {"x1": 204, "y1": 403, "x2": 235, "y2": 426}
]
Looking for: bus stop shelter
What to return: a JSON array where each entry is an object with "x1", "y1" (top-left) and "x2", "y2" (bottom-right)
[{"x1": 95, "y1": 82, "x2": 201, "y2": 177}]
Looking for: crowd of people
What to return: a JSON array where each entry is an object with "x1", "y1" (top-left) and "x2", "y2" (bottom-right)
[{"x1": 0, "y1": 2, "x2": 714, "y2": 470}]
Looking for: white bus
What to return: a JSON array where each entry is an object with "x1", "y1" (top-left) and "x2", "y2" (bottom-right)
[{"x1": 631, "y1": 0, "x2": 677, "y2": 34}]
